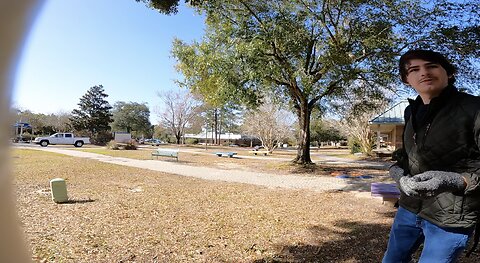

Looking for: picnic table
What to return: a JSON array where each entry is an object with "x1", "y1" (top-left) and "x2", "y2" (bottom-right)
[
  {"x1": 248, "y1": 150, "x2": 270, "y2": 156},
  {"x1": 215, "y1": 152, "x2": 237, "y2": 158},
  {"x1": 371, "y1": 182, "x2": 400, "y2": 204}
]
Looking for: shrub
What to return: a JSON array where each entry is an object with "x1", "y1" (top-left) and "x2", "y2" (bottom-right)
[
  {"x1": 19, "y1": 132, "x2": 35, "y2": 141},
  {"x1": 124, "y1": 139, "x2": 137, "y2": 150},
  {"x1": 92, "y1": 131, "x2": 113, "y2": 145},
  {"x1": 106, "y1": 140, "x2": 120, "y2": 150},
  {"x1": 349, "y1": 139, "x2": 361, "y2": 154},
  {"x1": 185, "y1": 138, "x2": 198, "y2": 145}
]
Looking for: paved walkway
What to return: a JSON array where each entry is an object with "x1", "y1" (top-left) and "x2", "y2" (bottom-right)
[
  {"x1": 168, "y1": 147, "x2": 389, "y2": 169},
  {"x1": 15, "y1": 145, "x2": 388, "y2": 193}
]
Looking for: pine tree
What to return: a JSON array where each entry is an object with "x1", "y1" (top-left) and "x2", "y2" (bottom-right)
[{"x1": 70, "y1": 85, "x2": 113, "y2": 144}]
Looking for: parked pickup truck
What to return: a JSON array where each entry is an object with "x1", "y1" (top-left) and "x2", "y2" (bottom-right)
[{"x1": 33, "y1": 133, "x2": 90, "y2": 147}]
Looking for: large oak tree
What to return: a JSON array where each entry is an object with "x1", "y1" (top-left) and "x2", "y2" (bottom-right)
[
  {"x1": 111, "y1": 101, "x2": 152, "y2": 137},
  {"x1": 156, "y1": 0, "x2": 479, "y2": 164}
]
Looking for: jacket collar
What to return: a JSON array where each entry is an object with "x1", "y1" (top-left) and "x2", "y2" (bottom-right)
[
  {"x1": 406, "y1": 85, "x2": 458, "y2": 126},
  {"x1": 407, "y1": 84, "x2": 458, "y2": 109}
]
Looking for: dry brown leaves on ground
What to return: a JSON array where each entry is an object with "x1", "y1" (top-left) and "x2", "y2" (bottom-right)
[{"x1": 12, "y1": 149, "x2": 480, "y2": 262}]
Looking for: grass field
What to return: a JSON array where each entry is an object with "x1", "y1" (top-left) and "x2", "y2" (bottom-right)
[{"x1": 12, "y1": 148, "x2": 480, "y2": 262}]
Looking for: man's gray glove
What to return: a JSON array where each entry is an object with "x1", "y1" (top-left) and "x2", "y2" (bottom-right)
[
  {"x1": 389, "y1": 165, "x2": 404, "y2": 183},
  {"x1": 400, "y1": 171, "x2": 466, "y2": 198},
  {"x1": 389, "y1": 165, "x2": 419, "y2": 195}
]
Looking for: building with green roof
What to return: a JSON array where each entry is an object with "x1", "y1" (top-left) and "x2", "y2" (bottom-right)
[{"x1": 369, "y1": 100, "x2": 409, "y2": 153}]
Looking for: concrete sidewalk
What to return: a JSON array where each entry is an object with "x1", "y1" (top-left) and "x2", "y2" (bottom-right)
[
  {"x1": 15, "y1": 145, "x2": 383, "y2": 193},
  {"x1": 166, "y1": 147, "x2": 389, "y2": 169}
]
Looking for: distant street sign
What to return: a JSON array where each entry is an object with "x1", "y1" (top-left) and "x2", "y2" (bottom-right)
[{"x1": 14, "y1": 122, "x2": 31, "y2": 128}]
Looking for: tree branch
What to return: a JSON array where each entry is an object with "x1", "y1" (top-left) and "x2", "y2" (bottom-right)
[
  {"x1": 304, "y1": 26, "x2": 316, "y2": 74},
  {"x1": 238, "y1": 0, "x2": 267, "y2": 31}
]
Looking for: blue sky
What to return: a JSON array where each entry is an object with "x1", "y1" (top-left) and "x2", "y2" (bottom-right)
[{"x1": 13, "y1": 0, "x2": 205, "y2": 123}]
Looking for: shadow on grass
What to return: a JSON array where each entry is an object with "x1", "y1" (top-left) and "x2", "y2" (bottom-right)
[
  {"x1": 62, "y1": 199, "x2": 95, "y2": 204},
  {"x1": 288, "y1": 163, "x2": 388, "y2": 175},
  {"x1": 253, "y1": 218, "x2": 393, "y2": 263},
  {"x1": 286, "y1": 162, "x2": 398, "y2": 194},
  {"x1": 317, "y1": 162, "x2": 389, "y2": 170},
  {"x1": 339, "y1": 178, "x2": 392, "y2": 193},
  {"x1": 150, "y1": 158, "x2": 193, "y2": 164},
  {"x1": 251, "y1": 215, "x2": 480, "y2": 263}
]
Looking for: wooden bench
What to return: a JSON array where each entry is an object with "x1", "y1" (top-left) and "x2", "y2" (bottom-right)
[
  {"x1": 249, "y1": 150, "x2": 269, "y2": 156},
  {"x1": 215, "y1": 152, "x2": 237, "y2": 158},
  {"x1": 151, "y1": 148, "x2": 179, "y2": 161},
  {"x1": 372, "y1": 149, "x2": 393, "y2": 158},
  {"x1": 371, "y1": 183, "x2": 400, "y2": 204}
]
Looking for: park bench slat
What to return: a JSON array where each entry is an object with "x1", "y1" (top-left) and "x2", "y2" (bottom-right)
[
  {"x1": 214, "y1": 152, "x2": 237, "y2": 158},
  {"x1": 248, "y1": 150, "x2": 269, "y2": 156},
  {"x1": 151, "y1": 148, "x2": 179, "y2": 161}
]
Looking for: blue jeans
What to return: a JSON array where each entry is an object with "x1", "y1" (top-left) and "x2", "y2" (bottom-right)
[{"x1": 383, "y1": 206, "x2": 472, "y2": 263}]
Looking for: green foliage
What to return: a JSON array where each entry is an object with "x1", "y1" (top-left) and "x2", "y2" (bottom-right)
[
  {"x1": 185, "y1": 138, "x2": 198, "y2": 144},
  {"x1": 69, "y1": 85, "x2": 113, "y2": 144},
  {"x1": 349, "y1": 139, "x2": 362, "y2": 154},
  {"x1": 403, "y1": 1, "x2": 480, "y2": 92},
  {"x1": 170, "y1": 0, "x2": 480, "y2": 163},
  {"x1": 203, "y1": 105, "x2": 241, "y2": 133},
  {"x1": 15, "y1": 132, "x2": 34, "y2": 141},
  {"x1": 310, "y1": 111, "x2": 346, "y2": 143},
  {"x1": 197, "y1": 104, "x2": 242, "y2": 145},
  {"x1": 135, "y1": 0, "x2": 203, "y2": 14},
  {"x1": 153, "y1": 125, "x2": 171, "y2": 142},
  {"x1": 13, "y1": 109, "x2": 72, "y2": 135},
  {"x1": 171, "y1": 39, "x2": 262, "y2": 108},
  {"x1": 93, "y1": 131, "x2": 114, "y2": 145},
  {"x1": 135, "y1": 0, "x2": 180, "y2": 14},
  {"x1": 111, "y1": 101, "x2": 152, "y2": 136},
  {"x1": 161, "y1": 136, "x2": 172, "y2": 144},
  {"x1": 312, "y1": 125, "x2": 345, "y2": 143}
]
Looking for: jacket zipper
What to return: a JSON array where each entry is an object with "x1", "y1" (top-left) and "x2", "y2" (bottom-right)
[{"x1": 413, "y1": 122, "x2": 431, "y2": 147}]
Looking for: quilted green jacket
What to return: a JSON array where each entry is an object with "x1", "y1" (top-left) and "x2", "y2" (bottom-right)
[{"x1": 398, "y1": 85, "x2": 480, "y2": 229}]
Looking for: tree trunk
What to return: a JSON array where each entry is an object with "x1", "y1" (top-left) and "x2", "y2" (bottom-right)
[
  {"x1": 293, "y1": 103, "x2": 313, "y2": 164},
  {"x1": 175, "y1": 132, "x2": 181, "y2": 144},
  {"x1": 214, "y1": 109, "x2": 218, "y2": 145},
  {"x1": 360, "y1": 130, "x2": 373, "y2": 155},
  {"x1": 218, "y1": 114, "x2": 222, "y2": 145},
  {"x1": 211, "y1": 123, "x2": 214, "y2": 144}
]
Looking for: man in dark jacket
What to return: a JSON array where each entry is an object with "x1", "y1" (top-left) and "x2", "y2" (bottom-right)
[{"x1": 383, "y1": 49, "x2": 480, "y2": 263}]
